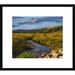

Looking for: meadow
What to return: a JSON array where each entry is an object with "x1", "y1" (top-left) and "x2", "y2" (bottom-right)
[{"x1": 13, "y1": 26, "x2": 63, "y2": 58}]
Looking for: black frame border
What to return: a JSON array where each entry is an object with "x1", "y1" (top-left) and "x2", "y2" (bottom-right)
[{"x1": 0, "y1": 4, "x2": 74, "y2": 71}]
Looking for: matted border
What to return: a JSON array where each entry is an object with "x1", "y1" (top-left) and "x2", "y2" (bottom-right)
[{"x1": 0, "y1": 4, "x2": 74, "y2": 70}]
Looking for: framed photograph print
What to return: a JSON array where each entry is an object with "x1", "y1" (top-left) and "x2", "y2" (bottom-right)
[{"x1": 0, "y1": 4, "x2": 74, "y2": 70}]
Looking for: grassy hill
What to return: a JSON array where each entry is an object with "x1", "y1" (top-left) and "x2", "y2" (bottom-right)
[{"x1": 13, "y1": 26, "x2": 62, "y2": 33}]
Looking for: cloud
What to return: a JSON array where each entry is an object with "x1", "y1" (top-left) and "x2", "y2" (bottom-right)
[{"x1": 12, "y1": 16, "x2": 63, "y2": 28}]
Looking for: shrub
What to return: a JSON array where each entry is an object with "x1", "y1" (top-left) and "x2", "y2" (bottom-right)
[{"x1": 17, "y1": 52, "x2": 36, "y2": 58}]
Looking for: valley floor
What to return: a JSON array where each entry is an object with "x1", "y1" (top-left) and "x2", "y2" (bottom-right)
[{"x1": 12, "y1": 26, "x2": 63, "y2": 58}]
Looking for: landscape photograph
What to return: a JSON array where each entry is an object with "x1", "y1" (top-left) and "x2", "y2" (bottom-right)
[{"x1": 12, "y1": 16, "x2": 63, "y2": 58}]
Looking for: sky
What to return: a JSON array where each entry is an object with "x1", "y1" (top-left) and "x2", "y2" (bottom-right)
[{"x1": 12, "y1": 16, "x2": 63, "y2": 30}]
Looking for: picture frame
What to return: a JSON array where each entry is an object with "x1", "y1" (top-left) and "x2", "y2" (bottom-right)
[{"x1": 0, "y1": 4, "x2": 74, "y2": 70}]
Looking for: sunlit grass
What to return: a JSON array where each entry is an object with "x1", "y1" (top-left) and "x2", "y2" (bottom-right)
[{"x1": 13, "y1": 26, "x2": 63, "y2": 58}]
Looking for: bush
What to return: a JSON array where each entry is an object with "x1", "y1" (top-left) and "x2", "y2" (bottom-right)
[
  {"x1": 17, "y1": 52, "x2": 36, "y2": 58},
  {"x1": 13, "y1": 38, "x2": 32, "y2": 58}
]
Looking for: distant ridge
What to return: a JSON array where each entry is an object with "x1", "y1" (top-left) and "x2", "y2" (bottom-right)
[{"x1": 13, "y1": 26, "x2": 62, "y2": 33}]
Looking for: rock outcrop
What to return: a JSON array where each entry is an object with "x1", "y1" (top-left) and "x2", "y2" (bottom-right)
[{"x1": 41, "y1": 48, "x2": 63, "y2": 58}]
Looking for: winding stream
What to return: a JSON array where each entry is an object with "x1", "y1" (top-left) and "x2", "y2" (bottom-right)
[{"x1": 27, "y1": 40, "x2": 52, "y2": 57}]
